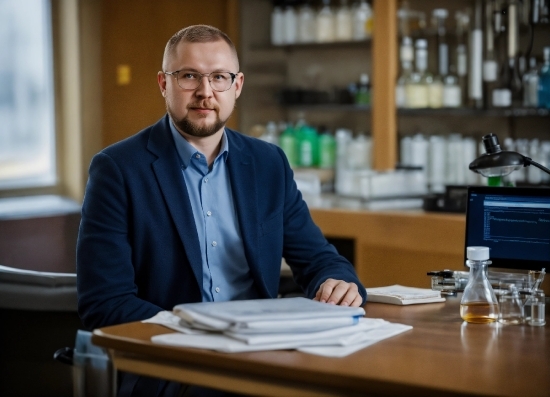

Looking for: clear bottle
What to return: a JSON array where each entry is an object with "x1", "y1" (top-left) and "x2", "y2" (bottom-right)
[
  {"x1": 460, "y1": 246, "x2": 499, "y2": 324},
  {"x1": 528, "y1": 289, "x2": 546, "y2": 326},
  {"x1": 335, "y1": 0, "x2": 353, "y2": 42},
  {"x1": 396, "y1": 37, "x2": 414, "y2": 108},
  {"x1": 259, "y1": 121, "x2": 280, "y2": 146},
  {"x1": 405, "y1": 39, "x2": 431, "y2": 108},
  {"x1": 523, "y1": 57, "x2": 539, "y2": 108},
  {"x1": 538, "y1": 47, "x2": 550, "y2": 109},
  {"x1": 316, "y1": 0, "x2": 335, "y2": 43},
  {"x1": 352, "y1": 0, "x2": 372, "y2": 41},
  {"x1": 297, "y1": 2, "x2": 317, "y2": 44}
]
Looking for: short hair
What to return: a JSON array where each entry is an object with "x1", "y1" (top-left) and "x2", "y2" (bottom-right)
[{"x1": 162, "y1": 25, "x2": 239, "y2": 71}]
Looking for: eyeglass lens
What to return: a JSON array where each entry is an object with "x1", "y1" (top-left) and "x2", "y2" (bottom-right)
[{"x1": 176, "y1": 72, "x2": 234, "y2": 92}]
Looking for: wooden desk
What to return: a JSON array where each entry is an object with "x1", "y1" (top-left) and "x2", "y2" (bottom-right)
[{"x1": 92, "y1": 296, "x2": 550, "y2": 397}]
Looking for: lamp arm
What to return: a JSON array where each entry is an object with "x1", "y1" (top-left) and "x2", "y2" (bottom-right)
[{"x1": 524, "y1": 157, "x2": 550, "y2": 175}]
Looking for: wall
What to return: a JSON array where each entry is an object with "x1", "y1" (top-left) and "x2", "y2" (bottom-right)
[{"x1": 101, "y1": 0, "x2": 239, "y2": 147}]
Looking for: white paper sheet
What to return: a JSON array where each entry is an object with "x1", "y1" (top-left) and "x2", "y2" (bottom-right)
[{"x1": 146, "y1": 312, "x2": 413, "y2": 357}]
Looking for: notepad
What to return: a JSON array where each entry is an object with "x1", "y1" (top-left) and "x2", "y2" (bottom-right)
[{"x1": 366, "y1": 285, "x2": 446, "y2": 305}]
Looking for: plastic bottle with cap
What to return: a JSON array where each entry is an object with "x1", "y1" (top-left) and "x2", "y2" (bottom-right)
[{"x1": 460, "y1": 246, "x2": 499, "y2": 323}]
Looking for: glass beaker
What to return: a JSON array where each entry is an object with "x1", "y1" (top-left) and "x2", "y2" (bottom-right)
[
  {"x1": 460, "y1": 247, "x2": 499, "y2": 323},
  {"x1": 498, "y1": 284, "x2": 523, "y2": 324}
]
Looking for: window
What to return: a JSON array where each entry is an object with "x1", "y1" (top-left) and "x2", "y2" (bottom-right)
[{"x1": 0, "y1": 0, "x2": 56, "y2": 189}]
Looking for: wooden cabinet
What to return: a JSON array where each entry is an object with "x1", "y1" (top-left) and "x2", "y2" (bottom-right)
[{"x1": 310, "y1": 207, "x2": 465, "y2": 288}]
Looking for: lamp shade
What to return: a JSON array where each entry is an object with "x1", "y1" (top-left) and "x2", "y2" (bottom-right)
[{"x1": 469, "y1": 134, "x2": 526, "y2": 177}]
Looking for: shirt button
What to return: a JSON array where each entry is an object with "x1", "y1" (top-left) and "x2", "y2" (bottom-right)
[
  {"x1": 215, "y1": 287, "x2": 220, "y2": 293},
  {"x1": 204, "y1": 178, "x2": 208, "y2": 183},
  {"x1": 206, "y1": 211, "x2": 212, "y2": 216},
  {"x1": 195, "y1": 154, "x2": 200, "y2": 159},
  {"x1": 212, "y1": 241, "x2": 217, "y2": 247}
]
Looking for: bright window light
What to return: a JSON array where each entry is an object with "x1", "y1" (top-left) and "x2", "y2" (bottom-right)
[{"x1": 0, "y1": 0, "x2": 56, "y2": 189}]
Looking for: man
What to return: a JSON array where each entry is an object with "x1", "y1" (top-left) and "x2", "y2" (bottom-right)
[{"x1": 77, "y1": 25, "x2": 366, "y2": 396}]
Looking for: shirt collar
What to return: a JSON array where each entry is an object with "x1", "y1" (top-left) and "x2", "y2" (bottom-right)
[{"x1": 169, "y1": 119, "x2": 229, "y2": 169}]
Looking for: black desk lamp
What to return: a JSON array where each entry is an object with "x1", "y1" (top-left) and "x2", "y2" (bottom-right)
[{"x1": 469, "y1": 133, "x2": 550, "y2": 177}]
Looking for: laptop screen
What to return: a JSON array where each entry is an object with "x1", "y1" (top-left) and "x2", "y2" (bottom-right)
[{"x1": 465, "y1": 186, "x2": 550, "y2": 271}]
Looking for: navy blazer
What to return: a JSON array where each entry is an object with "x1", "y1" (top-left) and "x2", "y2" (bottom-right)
[{"x1": 77, "y1": 115, "x2": 366, "y2": 330}]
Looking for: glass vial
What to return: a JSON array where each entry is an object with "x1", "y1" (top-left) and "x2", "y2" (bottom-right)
[
  {"x1": 460, "y1": 247, "x2": 499, "y2": 323},
  {"x1": 528, "y1": 289, "x2": 546, "y2": 327}
]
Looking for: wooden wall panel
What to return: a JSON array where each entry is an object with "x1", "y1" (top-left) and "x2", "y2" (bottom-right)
[{"x1": 101, "y1": 0, "x2": 239, "y2": 147}]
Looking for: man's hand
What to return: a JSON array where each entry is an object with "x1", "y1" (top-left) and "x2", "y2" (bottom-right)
[{"x1": 313, "y1": 279, "x2": 363, "y2": 307}]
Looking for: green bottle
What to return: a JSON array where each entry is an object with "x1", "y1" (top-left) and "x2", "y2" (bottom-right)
[
  {"x1": 279, "y1": 127, "x2": 298, "y2": 167},
  {"x1": 318, "y1": 130, "x2": 336, "y2": 169},
  {"x1": 298, "y1": 126, "x2": 319, "y2": 167},
  {"x1": 355, "y1": 73, "x2": 371, "y2": 105}
]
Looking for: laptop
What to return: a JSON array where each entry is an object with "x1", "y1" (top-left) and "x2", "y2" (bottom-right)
[{"x1": 464, "y1": 186, "x2": 550, "y2": 271}]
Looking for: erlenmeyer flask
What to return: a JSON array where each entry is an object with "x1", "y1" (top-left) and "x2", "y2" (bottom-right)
[{"x1": 460, "y1": 247, "x2": 499, "y2": 323}]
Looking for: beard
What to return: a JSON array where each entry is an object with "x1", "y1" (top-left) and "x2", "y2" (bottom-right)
[{"x1": 167, "y1": 100, "x2": 231, "y2": 138}]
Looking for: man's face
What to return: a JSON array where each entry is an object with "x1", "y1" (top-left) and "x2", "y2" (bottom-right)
[{"x1": 157, "y1": 40, "x2": 243, "y2": 138}]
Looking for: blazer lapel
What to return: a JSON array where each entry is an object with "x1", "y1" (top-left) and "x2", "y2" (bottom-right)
[
  {"x1": 147, "y1": 116, "x2": 203, "y2": 286},
  {"x1": 226, "y1": 130, "x2": 265, "y2": 288}
]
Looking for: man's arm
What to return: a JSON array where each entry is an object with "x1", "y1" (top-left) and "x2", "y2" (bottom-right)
[
  {"x1": 77, "y1": 152, "x2": 163, "y2": 330},
  {"x1": 275, "y1": 147, "x2": 367, "y2": 306}
]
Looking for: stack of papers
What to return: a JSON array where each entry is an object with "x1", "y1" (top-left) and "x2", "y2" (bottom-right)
[
  {"x1": 366, "y1": 285, "x2": 446, "y2": 305},
  {"x1": 145, "y1": 297, "x2": 412, "y2": 357}
]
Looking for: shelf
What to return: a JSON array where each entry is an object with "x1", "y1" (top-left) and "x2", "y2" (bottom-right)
[
  {"x1": 281, "y1": 103, "x2": 370, "y2": 112},
  {"x1": 397, "y1": 107, "x2": 550, "y2": 117},
  {"x1": 251, "y1": 39, "x2": 370, "y2": 52}
]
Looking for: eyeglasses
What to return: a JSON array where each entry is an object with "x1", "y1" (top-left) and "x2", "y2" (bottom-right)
[{"x1": 163, "y1": 70, "x2": 238, "y2": 92}]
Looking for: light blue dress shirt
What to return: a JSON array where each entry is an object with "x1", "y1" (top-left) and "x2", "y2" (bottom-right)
[{"x1": 169, "y1": 121, "x2": 259, "y2": 302}]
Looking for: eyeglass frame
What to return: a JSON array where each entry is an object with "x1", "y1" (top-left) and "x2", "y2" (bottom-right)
[{"x1": 163, "y1": 70, "x2": 239, "y2": 92}]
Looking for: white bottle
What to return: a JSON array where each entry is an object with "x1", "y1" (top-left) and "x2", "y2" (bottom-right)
[
  {"x1": 428, "y1": 135, "x2": 446, "y2": 193},
  {"x1": 283, "y1": 5, "x2": 297, "y2": 45},
  {"x1": 271, "y1": 6, "x2": 285, "y2": 45},
  {"x1": 297, "y1": 3, "x2": 316, "y2": 43},
  {"x1": 352, "y1": 0, "x2": 373, "y2": 41},
  {"x1": 316, "y1": 0, "x2": 335, "y2": 43},
  {"x1": 335, "y1": 0, "x2": 353, "y2": 42},
  {"x1": 446, "y1": 134, "x2": 465, "y2": 185},
  {"x1": 442, "y1": 73, "x2": 462, "y2": 107},
  {"x1": 410, "y1": 134, "x2": 429, "y2": 178}
]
